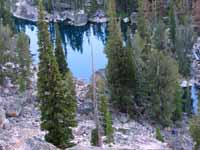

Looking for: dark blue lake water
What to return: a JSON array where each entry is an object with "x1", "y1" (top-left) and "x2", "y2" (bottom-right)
[{"x1": 15, "y1": 19, "x2": 109, "y2": 81}]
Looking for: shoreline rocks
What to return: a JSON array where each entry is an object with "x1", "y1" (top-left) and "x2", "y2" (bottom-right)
[
  {"x1": 11, "y1": 0, "x2": 108, "y2": 26},
  {"x1": 12, "y1": 0, "x2": 135, "y2": 26}
]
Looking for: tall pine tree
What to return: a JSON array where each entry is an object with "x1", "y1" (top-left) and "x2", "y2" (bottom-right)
[
  {"x1": 54, "y1": 24, "x2": 77, "y2": 143},
  {"x1": 37, "y1": 1, "x2": 76, "y2": 148},
  {"x1": 16, "y1": 33, "x2": 31, "y2": 92},
  {"x1": 136, "y1": 0, "x2": 147, "y2": 38},
  {"x1": 144, "y1": 50, "x2": 179, "y2": 126},
  {"x1": 55, "y1": 24, "x2": 69, "y2": 75},
  {"x1": 169, "y1": 0, "x2": 176, "y2": 51},
  {"x1": 106, "y1": 0, "x2": 135, "y2": 114}
]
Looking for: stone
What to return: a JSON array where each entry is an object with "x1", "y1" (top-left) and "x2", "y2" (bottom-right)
[
  {"x1": 68, "y1": 145, "x2": 103, "y2": 150},
  {"x1": 25, "y1": 137, "x2": 58, "y2": 150},
  {"x1": 78, "y1": 101, "x2": 93, "y2": 115},
  {"x1": 117, "y1": 113, "x2": 130, "y2": 123},
  {"x1": 89, "y1": 10, "x2": 108, "y2": 23},
  {"x1": 71, "y1": 10, "x2": 88, "y2": 26},
  {"x1": 130, "y1": 12, "x2": 137, "y2": 24},
  {"x1": 96, "y1": 0, "x2": 104, "y2": 5},
  {"x1": 123, "y1": 17, "x2": 129, "y2": 23},
  {"x1": 3, "y1": 119, "x2": 10, "y2": 130},
  {"x1": 0, "y1": 108, "x2": 6, "y2": 128},
  {"x1": 3, "y1": 77, "x2": 13, "y2": 88},
  {"x1": 6, "y1": 99, "x2": 22, "y2": 117}
]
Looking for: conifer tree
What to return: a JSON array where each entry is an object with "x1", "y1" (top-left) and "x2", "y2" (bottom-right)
[
  {"x1": 55, "y1": 24, "x2": 69, "y2": 75},
  {"x1": 0, "y1": 25, "x2": 13, "y2": 85},
  {"x1": 16, "y1": 33, "x2": 31, "y2": 92},
  {"x1": 190, "y1": 116, "x2": 200, "y2": 150},
  {"x1": 152, "y1": 20, "x2": 166, "y2": 50},
  {"x1": 156, "y1": 128, "x2": 164, "y2": 142},
  {"x1": 172, "y1": 84, "x2": 183, "y2": 121},
  {"x1": 144, "y1": 50, "x2": 179, "y2": 126},
  {"x1": 37, "y1": 1, "x2": 76, "y2": 148},
  {"x1": 91, "y1": 128, "x2": 99, "y2": 146},
  {"x1": 106, "y1": 0, "x2": 135, "y2": 114},
  {"x1": 136, "y1": 0, "x2": 147, "y2": 38},
  {"x1": 100, "y1": 95, "x2": 113, "y2": 143},
  {"x1": 169, "y1": 0, "x2": 176, "y2": 51},
  {"x1": 0, "y1": 0, "x2": 15, "y2": 31}
]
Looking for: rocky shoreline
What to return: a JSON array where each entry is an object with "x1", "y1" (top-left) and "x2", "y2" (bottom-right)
[
  {"x1": 11, "y1": 0, "x2": 108, "y2": 26},
  {"x1": 11, "y1": 0, "x2": 138, "y2": 26}
]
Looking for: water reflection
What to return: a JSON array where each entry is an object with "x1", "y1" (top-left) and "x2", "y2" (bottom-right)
[{"x1": 14, "y1": 18, "x2": 108, "y2": 80}]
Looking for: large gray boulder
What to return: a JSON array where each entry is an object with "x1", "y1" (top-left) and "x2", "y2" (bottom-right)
[
  {"x1": 74, "y1": 13, "x2": 88, "y2": 26},
  {"x1": 71, "y1": 11, "x2": 88, "y2": 26},
  {"x1": 117, "y1": 113, "x2": 130, "y2": 124},
  {"x1": 78, "y1": 101, "x2": 93, "y2": 115},
  {"x1": 25, "y1": 137, "x2": 58, "y2": 150},
  {"x1": 6, "y1": 98, "x2": 23, "y2": 117}
]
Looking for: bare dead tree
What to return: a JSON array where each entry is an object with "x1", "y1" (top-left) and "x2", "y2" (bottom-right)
[{"x1": 91, "y1": 39, "x2": 102, "y2": 147}]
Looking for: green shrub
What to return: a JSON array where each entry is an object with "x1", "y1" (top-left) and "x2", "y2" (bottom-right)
[
  {"x1": 100, "y1": 95, "x2": 114, "y2": 143},
  {"x1": 91, "y1": 128, "x2": 99, "y2": 146},
  {"x1": 190, "y1": 116, "x2": 200, "y2": 150},
  {"x1": 105, "y1": 111, "x2": 114, "y2": 143},
  {"x1": 18, "y1": 75, "x2": 26, "y2": 92},
  {"x1": 156, "y1": 128, "x2": 164, "y2": 142}
]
